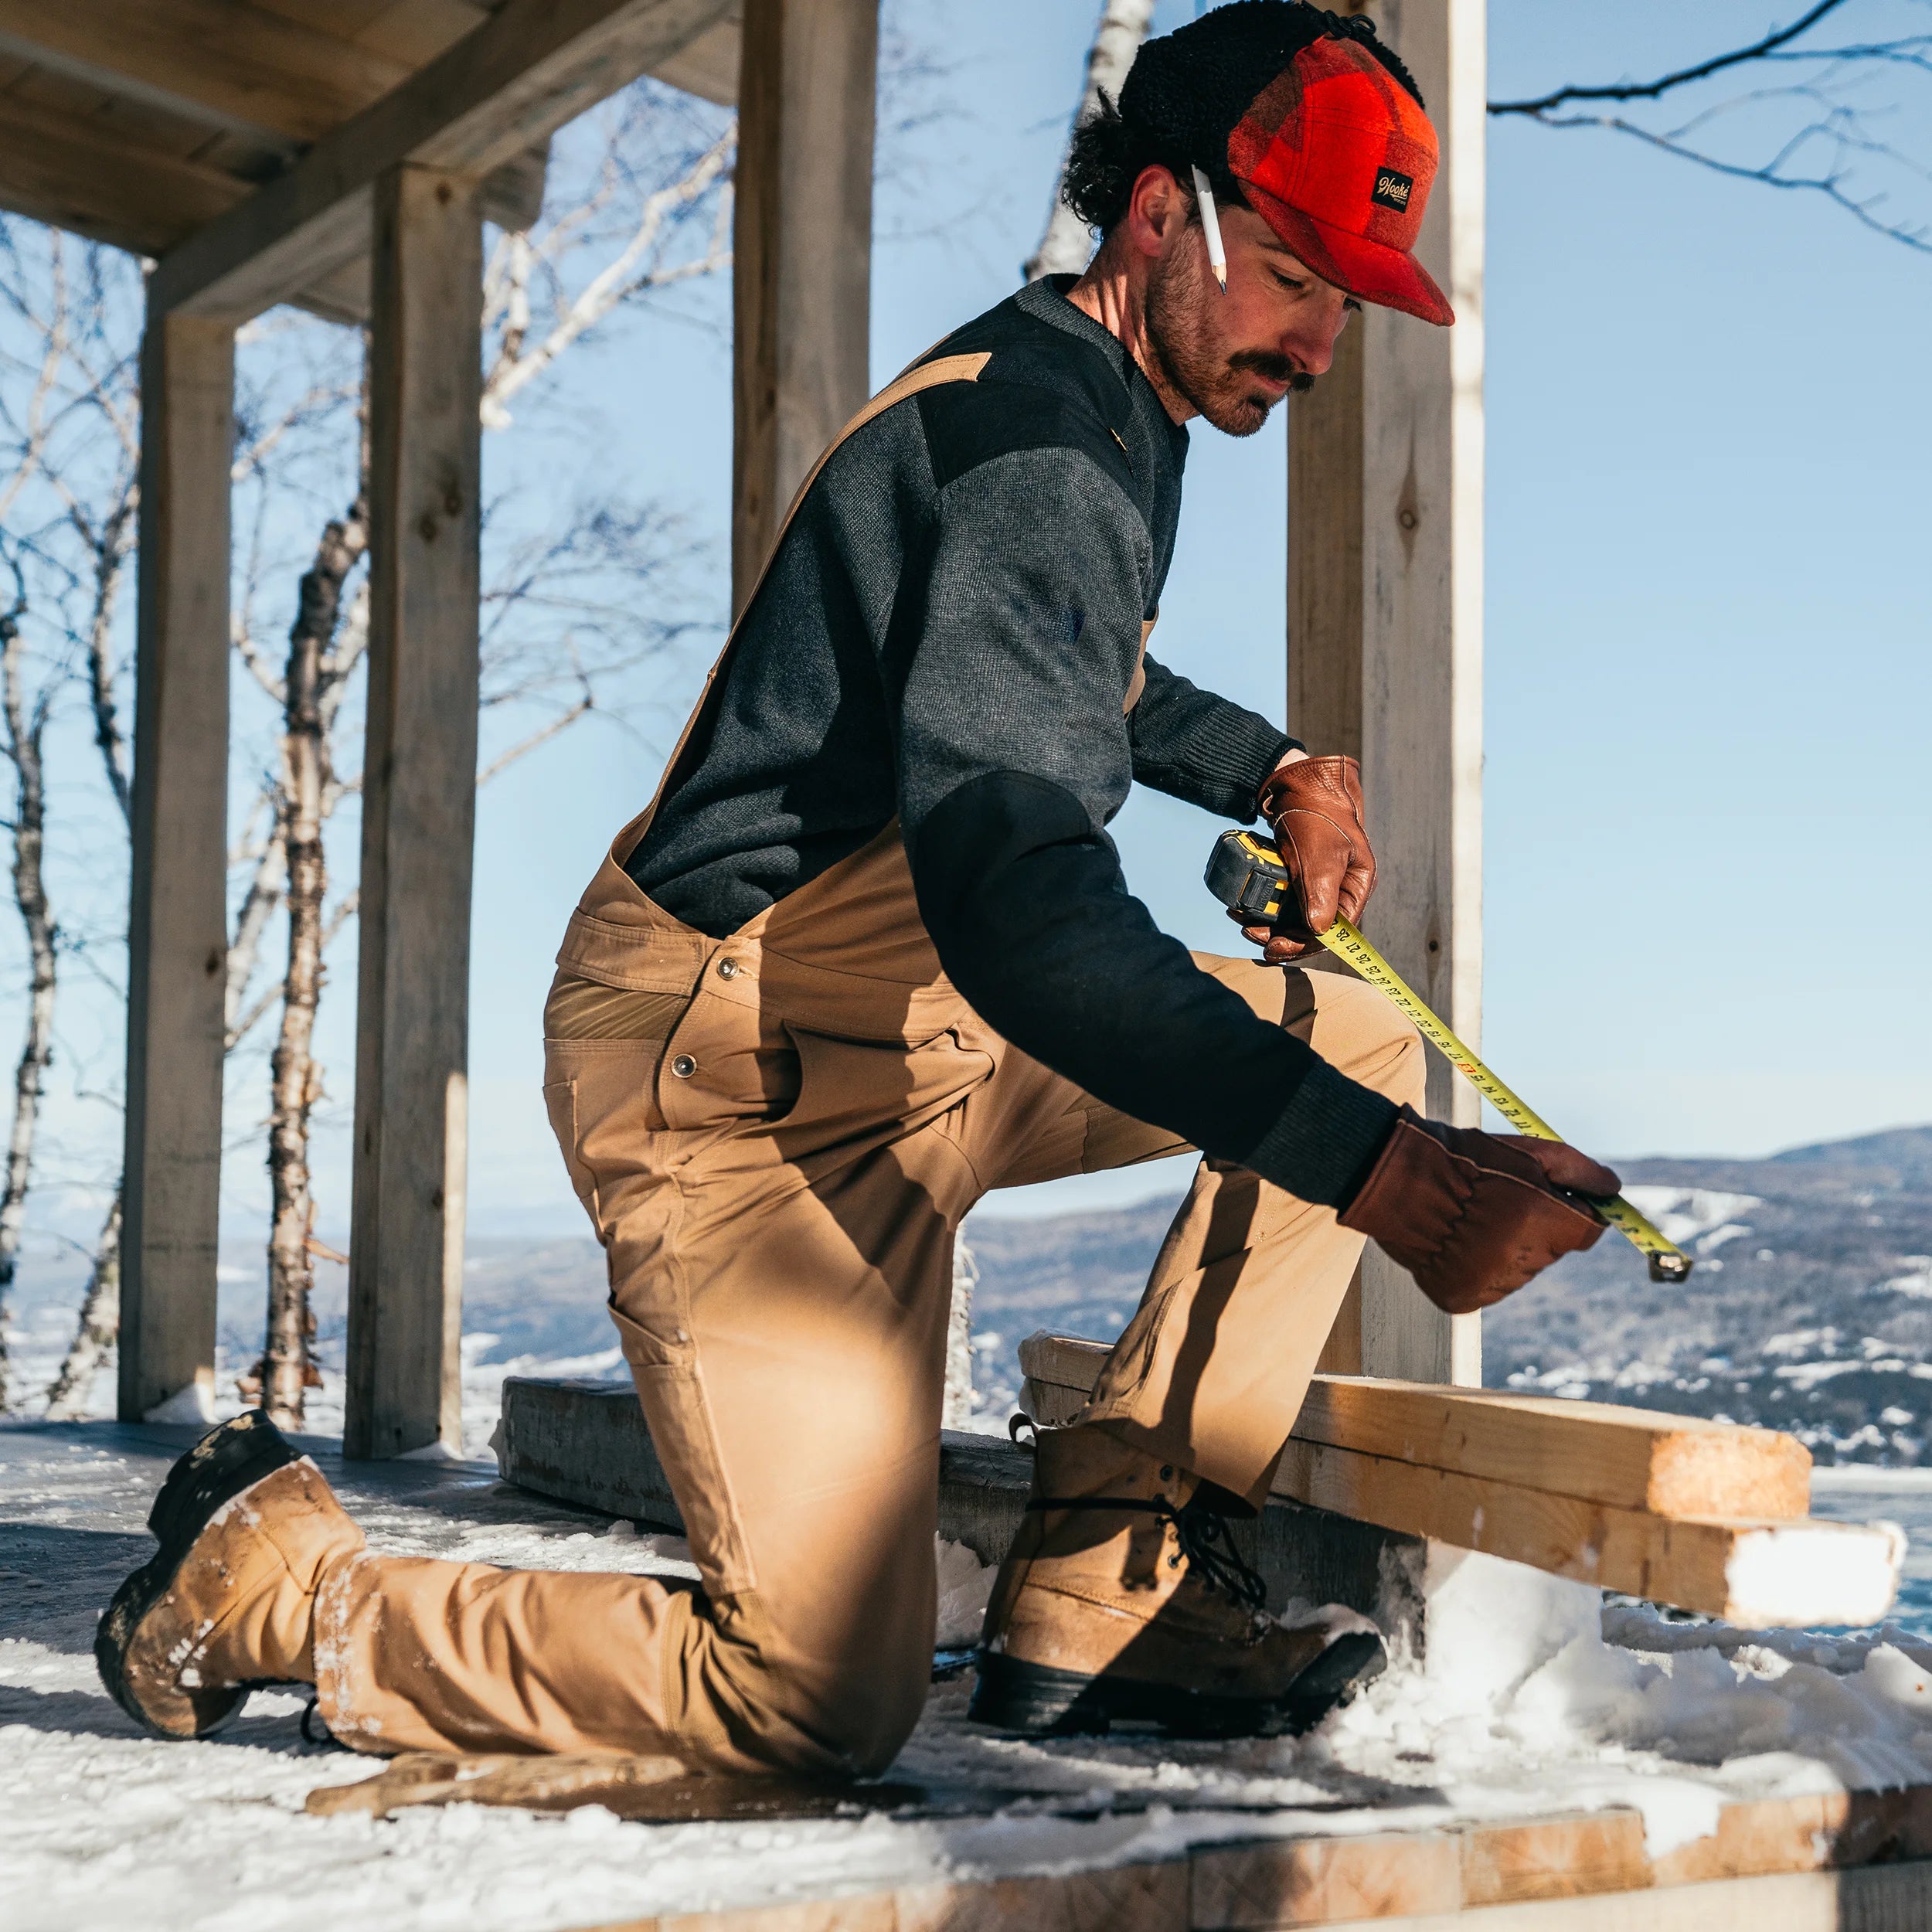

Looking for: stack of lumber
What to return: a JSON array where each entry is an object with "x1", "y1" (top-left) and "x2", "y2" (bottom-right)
[{"x1": 1020, "y1": 1333, "x2": 1904, "y2": 1628}]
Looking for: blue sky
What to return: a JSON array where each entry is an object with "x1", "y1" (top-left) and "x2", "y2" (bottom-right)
[{"x1": 5, "y1": 2, "x2": 1927, "y2": 1263}]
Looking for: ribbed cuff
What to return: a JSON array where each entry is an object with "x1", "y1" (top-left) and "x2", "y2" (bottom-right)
[
  {"x1": 1241, "y1": 1060, "x2": 1399, "y2": 1209},
  {"x1": 1188, "y1": 722, "x2": 1300, "y2": 823}
]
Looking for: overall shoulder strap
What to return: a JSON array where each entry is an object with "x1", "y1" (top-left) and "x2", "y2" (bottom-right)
[{"x1": 638, "y1": 351, "x2": 991, "y2": 835}]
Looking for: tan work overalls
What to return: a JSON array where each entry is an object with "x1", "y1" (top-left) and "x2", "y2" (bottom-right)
[{"x1": 311, "y1": 355, "x2": 1423, "y2": 1777}]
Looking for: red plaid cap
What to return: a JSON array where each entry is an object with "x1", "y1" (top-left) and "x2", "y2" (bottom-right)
[{"x1": 1226, "y1": 33, "x2": 1452, "y2": 326}]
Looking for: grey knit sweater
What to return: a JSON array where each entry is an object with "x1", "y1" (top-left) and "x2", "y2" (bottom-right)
[{"x1": 627, "y1": 277, "x2": 1396, "y2": 1206}]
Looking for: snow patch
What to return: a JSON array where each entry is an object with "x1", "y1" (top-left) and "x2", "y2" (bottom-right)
[
  {"x1": 1621, "y1": 1187, "x2": 1762, "y2": 1248},
  {"x1": 141, "y1": 1378, "x2": 216, "y2": 1426},
  {"x1": 934, "y1": 1536, "x2": 996, "y2": 1648},
  {"x1": 1723, "y1": 1519, "x2": 1906, "y2": 1629}
]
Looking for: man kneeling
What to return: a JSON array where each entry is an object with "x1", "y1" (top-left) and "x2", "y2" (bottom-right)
[{"x1": 99, "y1": 3, "x2": 1617, "y2": 1777}]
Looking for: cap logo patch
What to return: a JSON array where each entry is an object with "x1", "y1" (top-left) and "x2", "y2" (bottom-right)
[{"x1": 1371, "y1": 168, "x2": 1413, "y2": 212}]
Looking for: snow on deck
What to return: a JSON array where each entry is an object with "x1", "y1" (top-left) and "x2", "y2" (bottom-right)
[{"x1": 9, "y1": 1419, "x2": 1932, "y2": 1932}]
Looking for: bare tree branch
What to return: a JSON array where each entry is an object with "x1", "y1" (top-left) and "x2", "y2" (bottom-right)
[
  {"x1": 1530, "y1": 97, "x2": 1932, "y2": 253},
  {"x1": 43, "y1": 1185, "x2": 120, "y2": 1418},
  {"x1": 1489, "y1": 0, "x2": 1852, "y2": 116},
  {"x1": 0, "y1": 566, "x2": 58, "y2": 1411},
  {"x1": 481, "y1": 129, "x2": 734, "y2": 427},
  {"x1": 476, "y1": 693, "x2": 592, "y2": 786},
  {"x1": 1492, "y1": 5, "x2": 1932, "y2": 254}
]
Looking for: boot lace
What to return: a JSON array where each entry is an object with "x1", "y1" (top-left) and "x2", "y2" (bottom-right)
[{"x1": 1026, "y1": 1492, "x2": 1268, "y2": 1614}]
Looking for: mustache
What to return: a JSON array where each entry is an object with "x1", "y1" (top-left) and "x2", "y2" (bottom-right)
[{"x1": 1228, "y1": 349, "x2": 1315, "y2": 394}]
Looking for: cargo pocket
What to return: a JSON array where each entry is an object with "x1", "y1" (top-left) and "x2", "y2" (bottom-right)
[{"x1": 542, "y1": 1076, "x2": 600, "y2": 1225}]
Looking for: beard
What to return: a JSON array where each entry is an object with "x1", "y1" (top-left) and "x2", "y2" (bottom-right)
[{"x1": 1145, "y1": 242, "x2": 1312, "y2": 437}]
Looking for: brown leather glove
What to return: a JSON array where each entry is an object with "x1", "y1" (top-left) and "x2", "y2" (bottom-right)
[
  {"x1": 1242, "y1": 754, "x2": 1376, "y2": 963},
  {"x1": 1339, "y1": 1105, "x2": 1623, "y2": 1314}
]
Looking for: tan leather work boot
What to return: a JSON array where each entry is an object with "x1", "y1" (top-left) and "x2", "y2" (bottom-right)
[
  {"x1": 970, "y1": 1423, "x2": 1384, "y2": 1737},
  {"x1": 96, "y1": 1410, "x2": 365, "y2": 1740}
]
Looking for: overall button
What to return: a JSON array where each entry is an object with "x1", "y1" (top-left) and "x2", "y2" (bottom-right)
[
  {"x1": 670, "y1": 1054, "x2": 697, "y2": 1079},
  {"x1": 716, "y1": 957, "x2": 740, "y2": 980}
]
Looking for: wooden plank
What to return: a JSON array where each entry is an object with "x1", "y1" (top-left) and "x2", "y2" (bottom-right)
[
  {"x1": 638, "y1": 1860, "x2": 1192, "y2": 1932},
  {"x1": 1654, "y1": 1787, "x2": 1932, "y2": 1889},
  {"x1": 730, "y1": 0, "x2": 877, "y2": 611},
  {"x1": 1019, "y1": 1332, "x2": 1812, "y2": 1520},
  {"x1": 0, "y1": 91, "x2": 243, "y2": 257},
  {"x1": 352, "y1": 0, "x2": 495, "y2": 69},
  {"x1": 120, "y1": 312, "x2": 233, "y2": 1422},
  {"x1": 1458, "y1": 1811, "x2": 1651, "y2": 1908},
  {"x1": 1295, "y1": 1376, "x2": 1808, "y2": 1520},
  {"x1": 1192, "y1": 1829, "x2": 1462, "y2": 1929},
  {"x1": 1284, "y1": 0, "x2": 1485, "y2": 1389},
  {"x1": 1277, "y1": 1437, "x2": 1900, "y2": 1625},
  {"x1": 148, "y1": 0, "x2": 735, "y2": 321},
  {"x1": 0, "y1": 0, "x2": 410, "y2": 146},
  {"x1": 1194, "y1": 1794, "x2": 1932, "y2": 1928},
  {"x1": 342, "y1": 164, "x2": 482, "y2": 1459},
  {"x1": 580, "y1": 1862, "x2": 1932, "y2": 1932},
  {"x1": 1, "y1": 60, "x2": 240, "y2": 161},
  {"x1": 652, "y1": 14, "x2": 740, "y2": 105},
  {"x1": 0, "y1": 90, "x2": 534, "y2": 330}
]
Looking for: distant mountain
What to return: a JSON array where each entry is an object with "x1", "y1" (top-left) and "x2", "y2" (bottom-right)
[{"x1": 1480, "y1": 1127, "x2": 1932, "y2": 1464}]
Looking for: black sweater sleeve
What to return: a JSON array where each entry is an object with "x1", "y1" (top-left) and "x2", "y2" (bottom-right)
[
  {"x1": 896, "y1": 447, "x2": 1394, "y2": 1206},
  {"x1": 1129, "y1": 654, "x2": 1299, "y2": 821}
]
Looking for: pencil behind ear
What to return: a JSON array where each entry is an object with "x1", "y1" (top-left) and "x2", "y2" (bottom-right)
[{"x1": 1190, "y1": 165, "x2": 1228, "y2": 293}]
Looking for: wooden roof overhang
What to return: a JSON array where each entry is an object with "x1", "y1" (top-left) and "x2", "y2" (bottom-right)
[{"x1": 0, "y1": 0, "x2": 743, "y2": 323}]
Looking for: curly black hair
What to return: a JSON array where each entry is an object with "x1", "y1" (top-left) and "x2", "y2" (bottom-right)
[{"x1": 1062, "y1": 2, "x2": 1423, "y2": 239}]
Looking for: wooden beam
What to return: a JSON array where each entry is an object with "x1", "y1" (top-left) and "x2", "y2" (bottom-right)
[
  {"x1": 1019, "y1": 1333, "x2": 1896, "y2": 1626},
  {"x1": 0, "y1": 0, "x2": 410, "y2": 146},
  {"x1": 0, "y1": 92, "x2": 539, "y2": 327},
  {"x1": 1020, "y1": 1332, "x2": 1811, "y2": 1520},
  {"x1": 1193, "y1": 1791, "x2": 1932, "y2": 1929},
  {"x1": 147, "y1": 0, "x2": 735, "y2": 323},
  {"x1": 730, "y1": 0, "x2": 877, "y2": 611},
  {"x1": 1278, "y1": 1439, "x2": 1900, "y2": 1627},
  {"x1": 651, "y1": 14, "x2": 740, "y2": 105},
  {"x1": 343, "y1": 164, "x2": 482, "y2": 1460},
  {"x1": 0, "y1": 92, "x2": 244, "y2": 257},
  {"x1": 119, "y1": 311, "x2": 233, "y2": 1423},
  {"x1": 1297, "y1": 1375, "x2": 1810, "y2": 1519},
  {"x1": 1287, "y1": 0, "x2": 1485, "y2": 1388}
]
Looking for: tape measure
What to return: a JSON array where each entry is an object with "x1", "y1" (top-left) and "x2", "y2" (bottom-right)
[{"x1": 1205, "y1": 829, "x2": 1693, "y2": 1284}]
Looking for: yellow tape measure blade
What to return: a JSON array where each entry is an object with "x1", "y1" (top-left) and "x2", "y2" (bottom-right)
[{"x1": 1313, "y1": 919, "x2": 1693, "y2": 1284}]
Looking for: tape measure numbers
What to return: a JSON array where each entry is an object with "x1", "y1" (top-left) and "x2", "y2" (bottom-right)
[{"x1": 1204, "y1": 830, "x2": 1692, "y2": 1284}]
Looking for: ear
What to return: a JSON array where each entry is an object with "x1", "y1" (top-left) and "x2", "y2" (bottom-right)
[{"x1": 1123, "y1": 164, "x2": 1189, "y2": 262}]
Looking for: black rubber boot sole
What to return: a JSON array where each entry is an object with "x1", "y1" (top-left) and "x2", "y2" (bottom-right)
[
  {"x1": 95, "y1": 1409, "x2": 302, "y2": 1739},
  {"x1": 969, "y1": 1630, "x2": 1387, "y2": 1740}
]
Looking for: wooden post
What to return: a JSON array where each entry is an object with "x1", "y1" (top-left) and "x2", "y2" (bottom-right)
[
  {"x1": 731, "y1": 0, "x2": 878, "y2": 613},
  {"x1": 344, "y1": 164, "x2": 481, "y2": 1459},
  {"x1": 120, "y1": 310, "x2": 233, "y2": 1423},
  {"x1": 1291, "y1": 0, "x2": 1485, "y2": 1386}
]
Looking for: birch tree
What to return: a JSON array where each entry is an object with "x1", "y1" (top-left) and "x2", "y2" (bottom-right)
[
  {"x1": 0, "y1": 230, "x2": 139, "y2": 1411},
  {"x1": 0, "y1": 578, "x2": 54, "y2": 1411},
  {"x1": 1025, "y1": 0, "x2": 1155, "y2": 281}
]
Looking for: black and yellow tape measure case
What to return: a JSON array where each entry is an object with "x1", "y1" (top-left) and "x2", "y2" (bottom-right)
[{"x1": 1204, "y1": 828, "x2": 1292, "y2": 925}]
